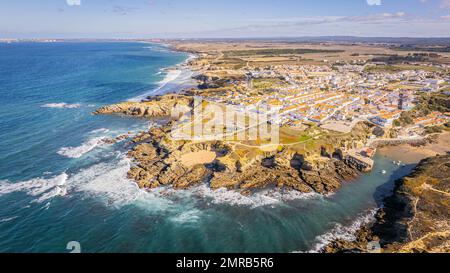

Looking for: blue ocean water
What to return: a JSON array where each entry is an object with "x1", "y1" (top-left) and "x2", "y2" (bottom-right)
[{"x1": 0, "y1": 42, "x2": 415, "y2": 253}]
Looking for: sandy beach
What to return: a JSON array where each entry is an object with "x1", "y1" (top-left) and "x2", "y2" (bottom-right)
[{"x1": 378, "y1": 132, "x2": 450, "y2": 164}]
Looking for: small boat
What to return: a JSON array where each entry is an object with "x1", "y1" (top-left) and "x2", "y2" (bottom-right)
[
  {"x1": 381, "y1": 170, "x2": 387, "y2": 174},
  {"x1": 392, "y1": 160, "x2": 401, "y2": 166}
]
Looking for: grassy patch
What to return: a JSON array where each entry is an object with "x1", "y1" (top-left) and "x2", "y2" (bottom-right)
[
  {"x1": 365, "y1": 64, "x2": 442, "y2": 73},
  {"x1": 298, "y1": 134, "x2": 312, "y2": 142},
  {"x1": 252, "y1": 78, "x2": 289, "y2": 90}
]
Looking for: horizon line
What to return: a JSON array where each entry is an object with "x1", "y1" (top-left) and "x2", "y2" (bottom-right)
[{"x1": 2, "y1": 35, "x2": 450, "y2": 41}]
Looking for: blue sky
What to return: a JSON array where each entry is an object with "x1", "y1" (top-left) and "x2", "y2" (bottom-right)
[{"x1": 1, "y1": 0, "x2": 449, "y2": 38}]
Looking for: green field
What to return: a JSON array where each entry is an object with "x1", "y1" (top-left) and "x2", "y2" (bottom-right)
[{"x1": 365, "y1": 64, "x2": 443, "y2": 73}]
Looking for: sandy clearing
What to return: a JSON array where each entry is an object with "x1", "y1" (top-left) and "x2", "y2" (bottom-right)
[{"x1": 180, "y1": 150, "x2": 217, "y2": 167}]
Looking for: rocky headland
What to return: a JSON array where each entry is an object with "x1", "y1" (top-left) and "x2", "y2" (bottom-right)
[
  {"x1": 323, "y1": 154, "x2": 450, "y2": 253},
  {"x1": 94, "y1": 94, "x2": 193, "y2": 118},
  {"x1": 93, "y1": 93, "x2": 382, "y2": 196}
]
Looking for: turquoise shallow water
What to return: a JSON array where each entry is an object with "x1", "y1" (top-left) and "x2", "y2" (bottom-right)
[{"x1": 0, "y1": 42, "x2": 415, "y2": 253}]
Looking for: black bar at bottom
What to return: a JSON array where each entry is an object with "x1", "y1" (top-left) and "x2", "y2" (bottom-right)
[{"x1": 0, "y1": 253, "x2": 446, "y2": 272}]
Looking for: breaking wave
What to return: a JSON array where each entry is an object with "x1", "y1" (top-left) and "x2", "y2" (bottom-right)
[
  {"x1": 57, "y1": 126, "x2": 137, "y2": 159},
  {"x1": 307, "y1": 208, "x2": 378, "y2": 253},
  {"x1": 89, "y1": 128, "x2": 110, "y2": 134},
  {"x1": 0, "y1": 216, "x2": 19, "y2": 223},
  {"x1": 41, "y1": 102, "x2": 82, "y2": 109},
  {"x1": 57, "y1": 137, "x2": 108, "y2": 159},
  {"x1": 0, "y1": 173, "x2": 68, "y2": 204},
  {"x1": 130, "y1": 68, "x2": 194, "y2": 101},
  {"x1": 0, "y1": 155, "x2": 171, "y2": 210},
  {"x1": 169, "y1": 209, "x2": 202, "y2": 224},
  {"x1": 186, "y1": 185, "x2": 321, "y2": 209},
  {"x1": 0, "y1": 148, "x2": 321, "y2": 212}
]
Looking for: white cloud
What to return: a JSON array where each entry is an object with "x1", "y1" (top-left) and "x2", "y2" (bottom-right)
[
  {"x1": 213, "y1": 12, "x2": 410, "y2": 36},
  {"x1": 66, "y1": 0, "x2": 81, "y2": 6},
  {"x1": 367, "y1": 0, "x2": 382, "y2": 6}
]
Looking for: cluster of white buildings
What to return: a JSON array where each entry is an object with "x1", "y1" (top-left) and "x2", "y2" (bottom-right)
[{"x1": 205, "y1": 62, "x2": 449, "y2": 129}]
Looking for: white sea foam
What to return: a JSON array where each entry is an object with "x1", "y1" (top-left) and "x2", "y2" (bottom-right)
[
  {"x1": 64, "y1": 155, "x2": 173, "y2": 211},
  {"x1": 161, "y1": 69, "x2": 182, "y2": 84},
  {"x1": 57, "y1": 126, "x2": 138, "y2": 159},
  {"x1": 0, "y1": 146, "x2": 319, "y2": 214},
  {"x1": 0, "y1": 173, "x2": 68, "y2": 204},
  {"x1": 267, "y1": 190, "x2": 322, "y2": 202},
  {"x1": 129, "y1": 46, "x2": 197, "y2": 102},
  {"x1": 142, "y1": 69, "x2": 183, "y2": 97},
  {"x1": 89, "y1": 128, "x2": 110, "y2": 134},
  {"x1": 185, "y1": 53, "x2": 197, "y2": 63},
  {"x1": 57, "y1": 137, "x2": 108, "y2": 159},
  {"x1": 143, "y1": 46, "x2": 171, "y2": 53},
  {"x1": 0, "y1": 216, "x2": 19, "y2": 223},
  {"x1": 130, "y1": 68, "x2": 195, "y2": 101},
  {"x1": 69, "y1": 157, "x2": 143, "y2": 203},
  {"x1": 0, "y1": 155, "x2": 172, "y2": 210},
  {"x1": 41, "y1": 102, "x2": 81, "y2": 109},
  {"x1": 189, "y1": 185, "x2": 320, "y2": 208},
  {"x1": 307, "y1": 208, "x2": 378, "y2": 253},
  {"x1": 66, "y1": 170, "x2": 310, "y2": 210},
  {"x1": 170, "y1": 209, "x2": 202, "y2": 224}
]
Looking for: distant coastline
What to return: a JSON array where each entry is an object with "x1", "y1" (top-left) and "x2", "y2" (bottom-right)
[
  {"x1": 130, "y1": 43, "x2": 198, "y2": 102},
  {"x1": 2, "y1": 36, "x2": 450, "y2": 45}
]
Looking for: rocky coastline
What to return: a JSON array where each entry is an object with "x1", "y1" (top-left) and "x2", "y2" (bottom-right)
[
  {"x1": 92, "y1": 46, "x2": 389, "y2": 196},
  {"x1": 92, "y1": 42, "x2": 449, "y2": 253},
  {"x1": 94, "y1": 94, "x2": 193, "y2": 118},
  {"x1": 93, "y1": 108, "x2": 362, "y2": 195},
  {"x1": 93, "y1": 93, "x2": 377, "y2": 196},
  {"x1": 94, "y1": 93, "x2": 449, "y2": 253},
  {"x1": 323, "y1": 154, "x2": 450, "y2": 253}
]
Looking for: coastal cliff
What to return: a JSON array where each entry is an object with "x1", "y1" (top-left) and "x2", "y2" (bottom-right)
[
  {"x1": 119, "y1": 121, "x2": 359, "y2": 195},
  {"x1": 323, "y1": 154, "x2": 450, "y2": 253},
  {"x1": 93, "y1": 95, "x2": 371, "y2": 196},
  {"x1": 94, "y1": 94, "x2": 192, "y2": 118}
]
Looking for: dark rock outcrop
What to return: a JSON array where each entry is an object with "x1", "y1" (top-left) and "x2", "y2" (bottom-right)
[{"x1": 324, "y1": 155, "x2": 450, "y2": 253}]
